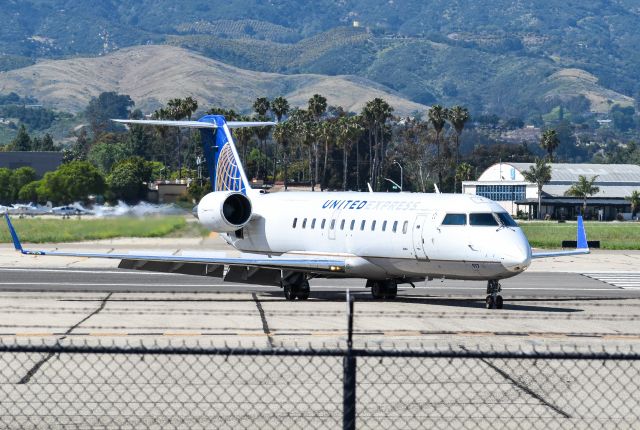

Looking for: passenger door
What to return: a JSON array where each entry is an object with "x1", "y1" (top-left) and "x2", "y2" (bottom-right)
[{"x1": 413, "y1": 212, "x2": 437, "y2": 260}]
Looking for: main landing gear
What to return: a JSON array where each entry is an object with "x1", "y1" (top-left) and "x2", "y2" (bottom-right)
[
  {"x1": 281, "y1": 276, "x2": 310, "y2": 301},
  {"x1": 485, "y1": 280, "x2": 503, "y2": 309},
  {"x1": 368, "y1": 280, "x2": 398, "y2": 300}
]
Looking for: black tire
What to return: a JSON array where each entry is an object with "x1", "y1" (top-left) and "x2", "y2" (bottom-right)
[
  {"x1": 371, "y1": 282, "x2": 383, "y2": 299},
  {"x1": 284, "y1": 284, "x2": 296, "y2": 301},
  {"x1": 485, "y1": 295, "x2": 495, "y2": 309},
  {"x1": 496, "y1": 295, "x2": 504, "y2": 309},
  {"x1": 298, "y1": 281, "x2": 310, "y2": 300},
  {"x1": 384, "y1": 281, "x2": 398, "y2": 300}
]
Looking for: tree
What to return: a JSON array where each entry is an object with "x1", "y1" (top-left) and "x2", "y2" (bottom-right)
[
  {"x1": 271, "y1": 96, "x2": 290, "y2": 122},
  {"x1": 540, "y1": 129, "x2": 560, "y2": 161},
  {"x1": 565, "y1": 175, "x2": 600, "y2": 216},
  {"x1": 308, "y1": 94, "x2": 327, "y2": 191},
  {"x1": 18, "y1": 180, "x2": 41, "y2": 203},
  {"x1": 272, "y1": 121, "x2": 294, "y2": 190},
  {"x1": 253, "y1": 97, "x2": 271, "y2": 117},
  {"x1": 10, "y1": 125, "x2": 31, "y2": 151},
  {"x1": 85, "y1": 92, "x2": 134, "y2": 136},
  {"x1": 522, "y1": 158, "x2": 552, "y2": 220},
  {"x1": 10, "y1": 167, "x2": 36, "y2": 201},
  {"x1": 447, "y1": 105, "x2": 470, "y2": 193},
  {"x1": 107, "y1": 157, "x2": 153, "y2": 203},
  {"x1": 87, "y1": 134, "x2": 132, "y2": 174},
  {"x1": 37, "y1": 161, "x2": 106, "y2": 204},
  {"x1": 0, "y1": 168, "x2": 12, "y2": 204},
  {"x1": 39, "y1": 133, "x2": 55, "y2": 151},
  {"x1": 455, "y1": 162, "x2": 473, "y2": 183},
  {"x1": 428, "y1": 105, "x2": 448, "y2": 189},
  {"x1": 362, "y1": 98, "x2": 393, "y2": 190},
  {"x1": 336, "y1": 116, "x2": 364, "y2": 191},
  {"x1": 626, "y1": 190, "x2": 640, "y2": 219}
]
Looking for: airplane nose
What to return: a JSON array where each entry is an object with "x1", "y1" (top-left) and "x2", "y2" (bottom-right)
[{"x1": 502, "y1": 237, "x2": 532, "y2": 273}]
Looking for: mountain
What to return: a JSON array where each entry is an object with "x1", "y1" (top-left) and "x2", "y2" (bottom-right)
[
  {"x1": 0, "y1": 0, "x2": 638, "y2": 118},
  {"x1": 0, "y1": 45, "x2": 427, "y2": 115}
]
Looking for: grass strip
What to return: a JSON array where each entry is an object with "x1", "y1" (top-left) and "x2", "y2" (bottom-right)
[
  {"x1": 521, "y1": 221, "x2": 640, "y2": 250},
  {"x1": 0, "y1": 216, "x2": 187, "y2": 243}
]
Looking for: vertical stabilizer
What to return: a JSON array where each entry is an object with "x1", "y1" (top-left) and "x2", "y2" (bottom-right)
[{"x1": 197, "y1": 115, "x2": 251, "y2": 194}]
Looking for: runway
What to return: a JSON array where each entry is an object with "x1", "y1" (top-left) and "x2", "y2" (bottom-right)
[{"x1": 1, "y1": 267, "x2": 640, "y2": 348}]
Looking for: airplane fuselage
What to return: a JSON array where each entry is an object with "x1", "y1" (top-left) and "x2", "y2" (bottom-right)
[{"x1": 220, "y1": 191, "x2": 532, "y2": 282}]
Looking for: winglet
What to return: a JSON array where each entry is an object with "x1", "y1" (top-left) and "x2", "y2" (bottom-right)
[
  {"x1": 576, "y1": 215, "x2": 588, "y2": 249},
  {"x1": 4, "y1": 213, "x2": 23, "y2": 253}
]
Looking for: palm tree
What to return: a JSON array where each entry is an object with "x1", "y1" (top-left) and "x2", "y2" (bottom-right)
[
  {"x1": 272, "y1": 121, "x2": 293, "y2": 190},
  {"x1": 362, "y1": 98, "x2": 393, "y2": 190},
  {"x1": 253, "y1": 97, "x2": 271, "y2": 117},
  {"x1": 626, "y1": 190, "x2": 640, "y2": 219},
  {"x1": 521, "y1": 158, "x2": 552, "y2": 220},
  {"x1": 455, "y1": 162, "x2": 473, "y2": 184},
  {"x1": 308, "y1": 94, "x2": 327, "y2": 191},
  {"x1": 447, "y1": 106, "x2": 470, "y2": 193},
  {"x1": 336, "y1": 116, "x2": 364, "y2": 191},
  {"x1": 428, "y1": 105, "x2": 449, "y2": 190},
  {"x1": 318, "y1": 120, "x2": 336, "y2": 190},
  {"x1": 565, "y1": 175, "x2": 600, "y2": 216},
  {"x1": 271, "y1": 96, "x2": 290, "y2": 122},
  {"x1": 540, "y1": 129, "x2": 560, "y2": 161}
]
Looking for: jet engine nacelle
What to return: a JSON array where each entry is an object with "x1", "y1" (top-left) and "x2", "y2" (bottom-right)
[{"x1": 196, "y1": 192, "x2": 252, "y2": 233}]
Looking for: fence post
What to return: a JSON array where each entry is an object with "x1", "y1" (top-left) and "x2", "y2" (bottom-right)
[{"x1": 343, "y1": 290, "x2": 356, "y2": 430}]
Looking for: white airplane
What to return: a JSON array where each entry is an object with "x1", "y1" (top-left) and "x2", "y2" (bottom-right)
[{"x1": 3, "y1": 115, "x2": 589, "y2": 309}]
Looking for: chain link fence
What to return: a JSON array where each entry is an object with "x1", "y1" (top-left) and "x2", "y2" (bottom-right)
[{"x1": 0, "y1": 341, "x2": 638, "y2": 429}]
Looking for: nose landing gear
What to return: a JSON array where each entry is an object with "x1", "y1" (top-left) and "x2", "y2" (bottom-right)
[{"x1": 486, "y1": 280, "x2": 503, "y2": 309}]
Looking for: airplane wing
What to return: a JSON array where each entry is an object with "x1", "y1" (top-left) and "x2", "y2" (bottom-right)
[
  {"x1": 530, "y1": 216, "x2": 590, "y2": 259},
  {"x1": 3, "y1": 214, "x2": 345, "y2": 284}
]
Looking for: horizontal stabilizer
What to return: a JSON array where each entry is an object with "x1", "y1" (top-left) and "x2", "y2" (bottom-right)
[{"x1": 113, "y1": 119, "x2": 276, "y2": 129}]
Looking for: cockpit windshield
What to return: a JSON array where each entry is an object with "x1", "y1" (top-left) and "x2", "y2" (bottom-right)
[
  {"x1": 496, "y1": 212, "x2": 519, "y2": 227},
  {"x1": 469, "y1": 213, "x2": 499, "y2": 226}
]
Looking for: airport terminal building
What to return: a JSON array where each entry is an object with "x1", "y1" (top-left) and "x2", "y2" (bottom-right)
[{"x1": 462, "y1": 163, "x2": 640, "y2": 220}]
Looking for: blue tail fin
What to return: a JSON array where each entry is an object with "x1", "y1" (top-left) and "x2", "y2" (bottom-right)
[
  {"x1": 197, "y1": 115, "x2": 251, "y2": 194},
  {"x1": 4, "y1": 213, "x2": 23, "y2": 252}
]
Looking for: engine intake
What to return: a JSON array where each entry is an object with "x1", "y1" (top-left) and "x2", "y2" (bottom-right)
[{"x1": 197, "y1": 192, "x2": 252, "y2": 232}]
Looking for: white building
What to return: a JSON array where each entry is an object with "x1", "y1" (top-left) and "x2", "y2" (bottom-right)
[{"x1": 462, "y1": 163, "x2": 640, "y2": 220}]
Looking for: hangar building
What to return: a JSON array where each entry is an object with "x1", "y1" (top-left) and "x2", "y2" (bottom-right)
[{"x1": 462, "y1": 163, "x2": 640, "y2": 220}]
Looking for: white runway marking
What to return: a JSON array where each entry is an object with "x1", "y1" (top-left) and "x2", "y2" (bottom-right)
[{"x1": 582, "y1": 273, "x2": 640, "y2": 288}]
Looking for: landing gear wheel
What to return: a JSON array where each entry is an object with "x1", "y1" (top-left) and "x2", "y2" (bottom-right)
[
  {"x1": 485, "y1": 295, "x2": 495, "y2": 309},
  {"x1": 485, "y1": 280, "x2": 502, "y2": 310},
  {"x1": 297, "y1": 281, "x2": 310, "y2": 301},
  {"x1": 383, "y1": 281, "x2": 398, "y2": 300},
  {"x1": 371, "y1": 282, "x2": 384, "y2": 300},
  {"x1": 284, "y1": 284, "x2": 297, "y2": 301}
]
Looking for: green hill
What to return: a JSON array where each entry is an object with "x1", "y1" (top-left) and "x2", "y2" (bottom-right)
[{"x1": 0, "y1": 0, "x2": 638, "y2": 118}]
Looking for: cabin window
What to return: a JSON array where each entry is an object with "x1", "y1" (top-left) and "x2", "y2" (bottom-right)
[
  {"x1": 442, "y1": 213, "x2": 467, "y2": 226},
  {"x1": 392, "y1": 221, "x2": 398, "y2": 233},
  {"x1": 382, "y1": 221, "x2": 387, "y2": 232},
  {"x1": 350, "y1": 220, "x2": 355, "y2": 230},
  {"x1": 496, "y1": 212, "x2": 518, "y2": 227},
  {"x1": 292, "y1": 218, "x2": 297, "y2": 228},
  {"x1": 321, "y1": 219, "x2": 326, "y2": 229},
  {"x1": 330, "y1": 219, "x2": 336, "y2": 229},
  {"x1": 311, "y1": 218, "x2": 316, "y2": 229},
  {"x1": 402, "y1": 221, "x2": 408, "y2": 234},
  {"x1": 302, "y1": 218, "x2": 307, "y2": 229},
  {"x1": 469, "y1": 213, "x2": 499, "y2": 226},
  {"x1": 340, "y1": 220, "x2": 346, "y2": 230},
  {"x1": 371, "y1": 220, "x2": 376, "y2": 231},
  {"x1": 361, "y1": 220, "x2": 366, "y2": 231}
]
